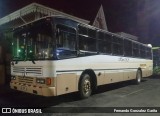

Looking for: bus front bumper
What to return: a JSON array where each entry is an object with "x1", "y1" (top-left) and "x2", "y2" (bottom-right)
[{"x1": 10, "y1": 82, "x2": 56, "y2": 97}]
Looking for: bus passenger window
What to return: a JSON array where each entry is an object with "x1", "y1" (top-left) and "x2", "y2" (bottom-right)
[
  {"x1": 146, "y1": 47, "x2": 152, "y2": 59},
  {"x1": 56, "y1": 25, "x2": 76, "y2": 51},
  {"x1": 105, "y1": 33, "x2": 112, "y2": 54},
  {"x1": 140, "y1": 45, "x2": 146, "y2": 58},
  {"x1": 124, "y1": 39, "x2": 132, "y2": 57},
  {"x1": 98, "y1": 32, "x2": 112, "y2": 54},
  {"x1": 79, "y1": 35, "x2": 96, "y2": 52},
  {"x1": 112, "y1": 36, "x2": 123, "y2": 55},
  {"x1": 78, "y1": 25, "x2": 97, "y2": 52},
  {"x1": 133, "y1": 42, "x2": 140, "y2": 57}
]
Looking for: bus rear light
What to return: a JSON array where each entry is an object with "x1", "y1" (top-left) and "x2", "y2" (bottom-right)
[{"x1": 46, "y1": 78, "x2": 51, "y2": 85}]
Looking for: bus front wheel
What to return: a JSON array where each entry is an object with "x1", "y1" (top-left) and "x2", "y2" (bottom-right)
[{"x1": 79, "y1": 74, "x2": 92, "y2": 99}]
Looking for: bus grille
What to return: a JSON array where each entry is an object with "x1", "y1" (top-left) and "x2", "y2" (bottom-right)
[
  {"x1": 13, "y1": 66, "x2": 43, "y2": 76},
  {"x1": 18, "y1": 76, "x2": 34, "y2": 84}
]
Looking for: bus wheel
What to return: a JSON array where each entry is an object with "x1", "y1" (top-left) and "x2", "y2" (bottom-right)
[
  {"x1": 134, "y1": 69, "x2": 142, "y2": 84},
  {"x1": 79, "y1": 74, "x2": 92, "y2": 99}
]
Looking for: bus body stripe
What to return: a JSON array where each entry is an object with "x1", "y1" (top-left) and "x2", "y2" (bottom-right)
[{"x1": 56, "y1": 68, "x2": 140, "y2": 73}]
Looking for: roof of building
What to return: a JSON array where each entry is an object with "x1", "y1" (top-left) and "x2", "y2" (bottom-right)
[{"x1": 0, "y1": 3, "x2": 90, "y2": 29}]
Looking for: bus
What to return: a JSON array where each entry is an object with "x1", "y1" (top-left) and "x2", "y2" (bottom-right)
[{"x1": 10, "y1": 16, "x2": 153, "y2": 98}]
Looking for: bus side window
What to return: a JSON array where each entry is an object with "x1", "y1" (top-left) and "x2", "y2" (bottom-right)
[
  {"x1": 79, "y1": 35, "x2": 88, "y2": 51},
  {"x1": 55, "y1": 24, "x2": 77, "y2": 59},
  {"x1": 98, "y1": 31, "x2": 105, "y2": 53},
  {"x1": 79, "y1": 35, "x2": 96, "y2": 51},
  {"x1": 146, "y1": 47, "x2": 152, "y2": 59},
  {"x1": 78, "y1": 25, "x2": 96, "y2": 52},
  {"x1": 56, "y1": 24, "x2": 76, "y2": 50},
  {"x1": 98, "y1": 32, "x2": 112, "y2": 54},
  {"x1": 124, "y1": 39, "x2": 132, "y2": 57},
  {"x1": 140, "y1": 45, "x2": 146, "y2": 58},
  {"x1": 133, "y1": 42, "x2": 140, "y2": 57},
  {"x1": 105, "y1": 33, "x2": 112, "y2": 54},
  {"x1": 112, "y1": 36, "x2": 123, "y2": 55}
]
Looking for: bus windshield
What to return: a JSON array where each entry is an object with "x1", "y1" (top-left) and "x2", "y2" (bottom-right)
[{"x1": 12, "y1": 19, "x2": 55, "y2": 61}]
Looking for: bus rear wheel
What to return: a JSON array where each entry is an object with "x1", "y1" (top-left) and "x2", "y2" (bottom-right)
[
  {"x1": 134, "y1": 69, "x2": 142, "y2": 84},
  {"x1": 79, "y1": 74, "x2": 92, "y2": 99}
]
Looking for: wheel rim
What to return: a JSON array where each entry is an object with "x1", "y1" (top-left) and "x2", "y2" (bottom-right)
[{"x1": 83, "y1": 79, "x2": 91, "y2": 95}]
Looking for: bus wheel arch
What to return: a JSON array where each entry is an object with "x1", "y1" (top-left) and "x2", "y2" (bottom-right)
[{"x1": 78, "y1": 69, "x2": 97, "y2": 99}]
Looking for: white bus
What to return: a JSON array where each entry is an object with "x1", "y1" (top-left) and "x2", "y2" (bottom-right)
[{"x1": 10, "y1": 16, "x2": 153, "y2": 98}]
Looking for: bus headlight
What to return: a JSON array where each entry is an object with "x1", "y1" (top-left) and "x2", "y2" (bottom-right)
[
  {"x1": 36, "y1": 78, "x2": 45, "y2": 84},
  {"x1": 11, "y1": 76, "x2": 16, "y2": 80}
]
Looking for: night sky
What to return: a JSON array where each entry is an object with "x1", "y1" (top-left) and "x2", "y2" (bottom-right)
[{"x1": 0, "y1": 0, "x2": 160, "y2": 46}]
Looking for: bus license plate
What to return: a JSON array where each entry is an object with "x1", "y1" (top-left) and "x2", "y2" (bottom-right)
[{"x1": 20, "y1": 85, "x2": 27, "y2": 91}]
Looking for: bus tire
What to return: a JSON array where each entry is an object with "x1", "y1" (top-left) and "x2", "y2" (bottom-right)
[
  {"x1": 79, "y1": 74, "x2": 92, "y2": 99},
  {"x1": 134, "y1": 69, "x2": 142, "y2": 85}
]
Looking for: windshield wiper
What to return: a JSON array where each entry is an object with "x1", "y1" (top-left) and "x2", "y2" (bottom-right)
[
  {"x1": 31, "y1": 59, "x2": 36, "y2": 64},
  {"x1": 13, "y1": 56, "x2": 21, "y2": 64},
  {"x1": 27, "y1": 56, "x2": 36, "y2": 64}
]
